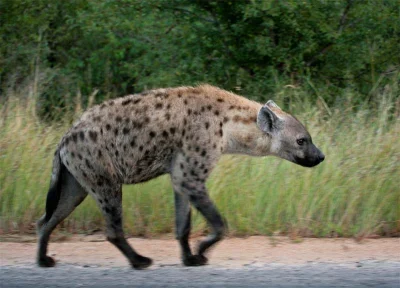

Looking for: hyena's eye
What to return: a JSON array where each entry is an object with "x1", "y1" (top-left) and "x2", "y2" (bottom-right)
[{"x1": 296, "y1": 138, "x2": 305, "y2": 146}]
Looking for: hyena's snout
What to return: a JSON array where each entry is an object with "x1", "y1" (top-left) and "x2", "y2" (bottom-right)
[{"x1": 298, "y1": 144, "x2": 325, "y2": 168}]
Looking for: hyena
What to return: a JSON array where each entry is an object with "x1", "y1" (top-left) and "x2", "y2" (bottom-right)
[{"x1": 37, "y1": 84, "x2": 324, "y2": 269}]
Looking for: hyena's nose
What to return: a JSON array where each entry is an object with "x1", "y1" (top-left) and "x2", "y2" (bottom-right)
[{"x1": 318, "y1": 152, "x2": 325, "y2": 163}]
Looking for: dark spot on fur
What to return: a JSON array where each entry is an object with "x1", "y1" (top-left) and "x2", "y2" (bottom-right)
[
  {"x1": 169, "y1": 127, "x2": 176, "y2": 134},
  {"x1": 195, "y1": 146, "x2": 200, "y2": 152},
  {"x1": 205, "y1": 122, "x2": 210, "y2": 129},
  {"x1": 123, "y1": 127, "x2": 130, "y2": 135},
  {"x1": 204, "y1": 168, "x2": 208, "y2": 174},
  {"x1": 98, "y1": 150, "x2": 102, "y2": 158},
  {"x1": 130, "y1": 139, "x2": 136, "y2": 147},
  {"x1": 184, "y1": 99, "x2": 188, "y2": 105},
  {"x1": 122, "y1": 99, "x2": 132, "y2": 106},
  {"x1": 214, "y1": 110, "x2": 220, "y2": 116},
  {"x1": 165, "y1": 113, "x2": 171, "y2": 120},
  {"x1": 217, "y1": 98, "x2": 224, "y2": 102},
  {"x1": 219, "y1": 129, "x2": 223, "y2": 137},
  {"x1": 229, "y1": 105, "x2": 235, "y2": 110},
  {"x1": 72, "y1": 133, "x2": 78, "y2": 143},
  {"x1": 115, "y1": 150, "x2": 119, "y2": 157},
  {"x1": 82, "y1": 171, "x2": 87, "y2": 178},
  {"x1": 149, "y1": 131, "x2": 156, "y2": 138},
  {"x1": 201, "y1": 106, "x2": 205, "y2": 112},
  {"x1": 201, "y1": 150, "x2": 207, "y2": 157},
  {"x1": 183, "y1": 172, "x2": 187, "y2": 177},
  {"x1": 144, "y1": 117, "x2": 150, "y2": 124},
  {"x1": 109, "y1": 101, "x2": 115, "y2": 106},
  {"x1": 162, "y1": 130, "x2": 169, "y2": 138},
  {"x1": 182, "y1": 129, "x2": 186, "y2": 137},
  {"x1": 105, "y1": 124, "x2": 111, "y2": 131},
  {"x1": 223, "y1": 116, "x2": 229, "y2": 123},
  {"x1": 133, "y1": 98, "x2": 141, "y2": 104},
  {"x1": 183, "y1": 119, "x2": 187, "y2": 126},
  {"x1": 180, "y1": 163, "x2": 184, "y2": 169},
  {"x1": 139, "y1": 145, "x2": 144, "y2": 152},
  {"x1": 94, "y1": 116, "x2": 101, "y2": 122},
  {"x1": 207, "y1": 105, "x2": 212, "y2": 111},
  {"x1": 100, "y1": 103, "x2": 107, "y2": 109},
  {"x1": 155, "y1": 103, "x2": 163, "y2": 109},
  {"x1": 71, "y1": 152, "x2": 75, "y2": 158},
  {"x1": 78, "y1": 153, "x2": 83, "y2": 160},
  {"x1": 116, "y1": 116, "x2": 122, "y2": 122},
  {"x1": 114, "y1": 128, "x2": 119, "y2": 136},
  {"x1": 89, "y1": 131, "x2": 98, "y2": 142},
  {"x1": 85, "y1": 159, "x2": 93, "y2": 170},
  {"x1": 187, "y1": 109, "x2": 192, "y2": 115}
]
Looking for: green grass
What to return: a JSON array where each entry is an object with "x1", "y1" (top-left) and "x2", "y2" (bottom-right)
[{"x1": 0, "y1": 83, "x2": 399, "y2": 238}]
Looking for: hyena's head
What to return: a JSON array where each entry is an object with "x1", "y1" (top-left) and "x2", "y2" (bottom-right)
[{"x1": 257, "y1": 100, "x2": 325, "y2": 167}]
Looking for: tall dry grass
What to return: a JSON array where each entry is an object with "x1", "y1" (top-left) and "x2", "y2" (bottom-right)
[{"x1": 0, "y1": 81, "x2": 399, "y2": 237}]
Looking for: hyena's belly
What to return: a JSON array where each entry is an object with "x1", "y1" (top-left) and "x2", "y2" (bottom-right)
[{"x1": 121, "y1": 144, "x2": 176, "y2": 184}]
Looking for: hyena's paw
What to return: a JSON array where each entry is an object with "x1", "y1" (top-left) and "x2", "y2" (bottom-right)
[
  {"x1": 38, "y1": 256, "x2": 56, "y2": 267},
  {"x1": 183, "y1": 255, "x2": 208, "y2": 266},
  {"x1": 131, "y1": 255, "x2": 153, "y2": 270}
]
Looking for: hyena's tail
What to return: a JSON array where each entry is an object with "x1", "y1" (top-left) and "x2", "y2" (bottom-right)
[{"x1": 44, "y1": 148, "x2": 64, "y2": 221}]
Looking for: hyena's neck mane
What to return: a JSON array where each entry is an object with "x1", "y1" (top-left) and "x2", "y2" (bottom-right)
[{"x1": 191, "y1": 85, "x2": 272, "y2": 157}]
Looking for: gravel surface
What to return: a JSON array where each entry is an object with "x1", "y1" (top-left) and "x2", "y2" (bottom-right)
[{"x1": 1, "y1": 261, "x2": 399, "y2": 288}]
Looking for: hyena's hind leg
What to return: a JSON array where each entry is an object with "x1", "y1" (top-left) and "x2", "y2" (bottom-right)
[
  {"x1": 96, "y1": 184, "x2": 152, "y2": 269},
  {"x1": 37, "y1": 166, "x2": 87, "y2": 267}
]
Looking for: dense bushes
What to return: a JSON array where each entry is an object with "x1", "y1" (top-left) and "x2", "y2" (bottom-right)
[{"x1": 1, "y1": 0, "x2": 399, "y2": 117}]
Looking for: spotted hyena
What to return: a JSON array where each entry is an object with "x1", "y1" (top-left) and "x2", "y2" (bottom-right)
[{"x1": 37, "y1": 84, "x2": 324, "y2": 268}]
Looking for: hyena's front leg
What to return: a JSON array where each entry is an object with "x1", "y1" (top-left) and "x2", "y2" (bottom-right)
[
  {"x1": 187, "y1": 185, "x2": 226, "y2": 257},
  {"x1": 173, "y1": 191, "x2": 208, "y2": 266},
  {"x1": 96, "y1": 183, "x2": 152, "y2": 269},
  {"x1": 171, "y1": 177, "x2": 226, "y2": 265}
]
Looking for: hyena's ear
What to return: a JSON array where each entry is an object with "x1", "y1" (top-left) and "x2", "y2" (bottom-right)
[
  {"x1": 265, "y1": 100, "x2": 281, "y2": 110},
  {"x1": 257, "y1": 103, "x2": 282, "y2": 134}
]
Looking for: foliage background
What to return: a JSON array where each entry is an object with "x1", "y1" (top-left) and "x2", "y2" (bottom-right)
[{"x1": 1, "y1": 0, "x2": 399, "y2": 112}]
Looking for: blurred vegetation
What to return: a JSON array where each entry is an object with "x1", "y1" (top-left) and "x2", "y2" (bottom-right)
[
  {"x1": 1, "y1": 0, "x2": 399, "y2": 116},
  {"x1": 0, "y1": 0, "x2": 399, "y2": 237}
]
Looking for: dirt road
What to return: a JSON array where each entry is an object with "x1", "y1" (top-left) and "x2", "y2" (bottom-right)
[{"x1": 1, "y1": 236, "x2": 399, "y2": 287}]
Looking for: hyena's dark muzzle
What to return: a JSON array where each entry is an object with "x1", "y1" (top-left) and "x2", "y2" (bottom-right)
[{"x1": 294, "y1": 144, "x2": 325, "y2": 168}]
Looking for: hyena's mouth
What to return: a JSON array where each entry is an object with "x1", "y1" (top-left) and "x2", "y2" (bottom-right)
[{"x1": 293, "y1": 155, "x2": 324, "y2": 168}]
